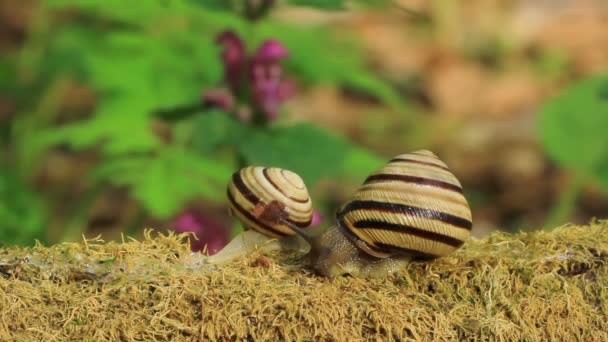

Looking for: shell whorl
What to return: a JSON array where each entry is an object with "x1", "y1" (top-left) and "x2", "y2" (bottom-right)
[
  {"x1": 227, "y1": 166, "x2": 313, "y2": 238},
  {"x1": 336, "y1": 150, "x2": 473, "y2": 259}
]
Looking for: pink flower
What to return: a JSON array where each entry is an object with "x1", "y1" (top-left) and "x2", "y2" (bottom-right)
[
  {"x1": 310, "y1": 209, "x2": 323, "y2": 227},
  {"x1": 207, "y1": 31, "x2": 294, "y2": 123},
  {"x1": 216, "y1": 31, "x2": 247, "y2": 96},
  {"x1": 250, "y1": 39, "x2": 293, "y2": 121},
  {"x1": 173, "y1": 210, "x2": 229, "y2": 254},
  {"x1": 254, "y1": 39, "x2": 289, "y2": 61}
]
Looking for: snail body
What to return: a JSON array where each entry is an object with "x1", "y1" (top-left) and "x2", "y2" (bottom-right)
[{"x1": 208, "y1": 166, "x2": 313, "y2": 263}]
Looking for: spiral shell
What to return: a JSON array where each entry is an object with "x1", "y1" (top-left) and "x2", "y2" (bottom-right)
[
  {"x1": 336, "y1": 150, "x2": 472, "y2": 259},
  {"x1": 227, "y1": 166, "x2": 313, "y2": 238}
]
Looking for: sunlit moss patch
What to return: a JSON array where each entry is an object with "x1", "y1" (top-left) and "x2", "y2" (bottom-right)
[{"x1": 1, "y1": 223, "x2": 607, "y2": 340}]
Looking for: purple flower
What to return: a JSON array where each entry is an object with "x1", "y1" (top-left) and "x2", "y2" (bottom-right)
[
  {"x1": 254, "y1": 39, "x2": 289, "y2": 61},
  {"x1": 173, "y1": 210, "x2": 229, "y2": 254},
  {"x1": 216, "y1": 31, "x2": 247, "y2": 96},
  {"x1": 250, "y1": 39, "x2": 293, "y2": 121},
  {"x1": 209, "y1": 31, "x2": 294, "y2": 123}
]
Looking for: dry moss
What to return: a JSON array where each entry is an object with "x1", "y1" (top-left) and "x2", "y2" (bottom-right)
[{"x1": 1, "y1": 222, "x2": 607, "y2": 341}]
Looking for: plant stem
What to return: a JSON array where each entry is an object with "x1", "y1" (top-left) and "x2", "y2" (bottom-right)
[{"x1": 544, "y1": 172, "x2": 587, "y2": 229}]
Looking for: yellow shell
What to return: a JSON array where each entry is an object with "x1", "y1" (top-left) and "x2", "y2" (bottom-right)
[
  {"x1": 337, "y1": 150, "x2": 472, "y2": 258},
  {"x1": 227, "y1": 166, "x2": 313, "y2": 237}
]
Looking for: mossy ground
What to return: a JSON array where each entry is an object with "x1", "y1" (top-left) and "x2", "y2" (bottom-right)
[{"x1": 1, "y1": 222, "x2": 607, "y2": 341}]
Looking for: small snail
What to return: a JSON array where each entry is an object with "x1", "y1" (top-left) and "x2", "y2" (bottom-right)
[
  {"x1": 207, "y1": 166, "x2": 313, "y2": 263},
  {"x1": 247, "y1": 150, "x2": 473, "y2": 278},
  {"x1": 227, "y1": 166, "x2": 313, "y2": 237}
]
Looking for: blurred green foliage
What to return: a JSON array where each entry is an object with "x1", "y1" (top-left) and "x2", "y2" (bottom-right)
[
  {"x1": 539, "y1": 72, "x2": 608, "y2": 227},
  {"x1": 1, "y1": 0, "x2": 396, "y2": 245},
  {"x1": 197, "y1": 0, "x2": 391, "y2": 13},
  {"x1": 0, "y1": 167, "x2": 47, "y2": 246},
  {"x1": 194, "y1": 112, "x2": 351, "y2": 184},
  {"x1": 88, "y1": 146, "x2": 232, "y2": 218},
  {"x1": 540, "y1": 73, "x2": 608, "y2": 189}
]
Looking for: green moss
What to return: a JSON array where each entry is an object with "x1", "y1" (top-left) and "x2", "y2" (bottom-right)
[{"x1": 1, "y1": 223, "x2": 607, "y2": 340}]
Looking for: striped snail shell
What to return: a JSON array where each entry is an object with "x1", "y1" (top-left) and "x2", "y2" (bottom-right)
[
  {"x1": 288, "y1": 150, "x2": 473, "y2": 278},
  {"x1": 337, "y1": 150, "x2": 472, "y2": 259},
  {"x1": 227, "y1": 166, "x2": 313, "y2": 238}
]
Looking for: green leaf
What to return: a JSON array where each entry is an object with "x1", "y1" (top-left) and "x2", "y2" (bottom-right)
[
  {"x1": 188, "y1": 0, "x2": 235, "y2": 11},
  {"x1": 345, "y1": 72, "x2": 405, "y2": 110},
  {"x1": 353, "y1": 0, "x2": 392, "y2": 6},
  {"x1": 89, "y1": 147, "x2": 233, "y2": 218},
  {"x1": 539, "y1": 72, "x2": 608, "y2": 190},
  {"x1": 87, "y1": 155, "x2": 150, "y2": 187},
  {"x1": 0, "y1": 167, "x2": 47, "y2": 245},
  {"x1": 87, "y1": 31, "x2": 218, "y2": 107},
  {"x1": 0, "y1": 55, "x2": 18, "y2": 92},
  {"x1": 44, "y1": 0, "x2": 168, "y2": 24},
  {"x1": 341, "y1": 146, "x2": 385, "y2": 181},
  {"x1": 38, "y1": 98, "x2": 160, "y2": 155},
  {"x1": 238, "y1": 123, "x2": 351, "y2": 184},
  {"x1": 17, "y1": 26, "x2": 98, "y2": 87},
  {"x1": 190, "y1": 110, "x2": 251, "y2": 153},
  {"x1": 287, "y1": 0, "x2": 346, "y2": 10}
]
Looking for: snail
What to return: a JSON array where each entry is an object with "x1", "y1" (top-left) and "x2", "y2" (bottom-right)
[
  {"x1": 246, "y1": 150, "x2": 473, "y2": 278},
  {"x1": 207, "y1": 166, "x2": 313, "y2": 264}
]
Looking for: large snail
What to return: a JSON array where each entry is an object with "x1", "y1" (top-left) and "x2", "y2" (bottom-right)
[
  {"x1": 207, "y1": 166, "x2": 313, "y2": 264},
  {"x1": 221, "y1": 150, "x2": 473, "y2": 278}
]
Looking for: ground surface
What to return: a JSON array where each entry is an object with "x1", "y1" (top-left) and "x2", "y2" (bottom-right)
[{"x1": 1, "y1": 223, "x2": 607, "y2": 341}]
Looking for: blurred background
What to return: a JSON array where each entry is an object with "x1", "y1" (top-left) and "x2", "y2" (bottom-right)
[{"x1": 1, "y1": 0, "x2": 607, "y2": 252}]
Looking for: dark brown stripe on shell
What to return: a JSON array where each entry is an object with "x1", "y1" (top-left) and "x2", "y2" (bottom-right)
[
  {"x1": 389, "y1": 158, "x2": 450, "y2": 171},
  {"x1": 358, "y1": 183, "x2": 469, "y2": 207},
  {"x1": 337, "y1": 220, "x2": 438, "y2": 258},
  {"x1": 340, "y1": 200, "x2": 472, "y2": 230},
  {"x1": 232, "y1": 170, "x2": 311, "y2": 229},
  {"x1": 263, "y1": 168, "x2": 309, "y2": 204},
  {"x1": 373, "y1": 242, "x2": 438, "y2": 259},
  {"x1": 289, "y1": 216, "x2": 312, "y2": 228},
  {"x1": 352, "y1": 219, "x2": 465, "y2": 247},
  {"x1": 226, "y1": 188, "x2": 289, "y2": 237},
  {"x1": 232, "y1": 171, "x2": 259, "y2": 204},
  {"x1": 364, "y1": 174, "x2": 463, "y2": 194}
]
